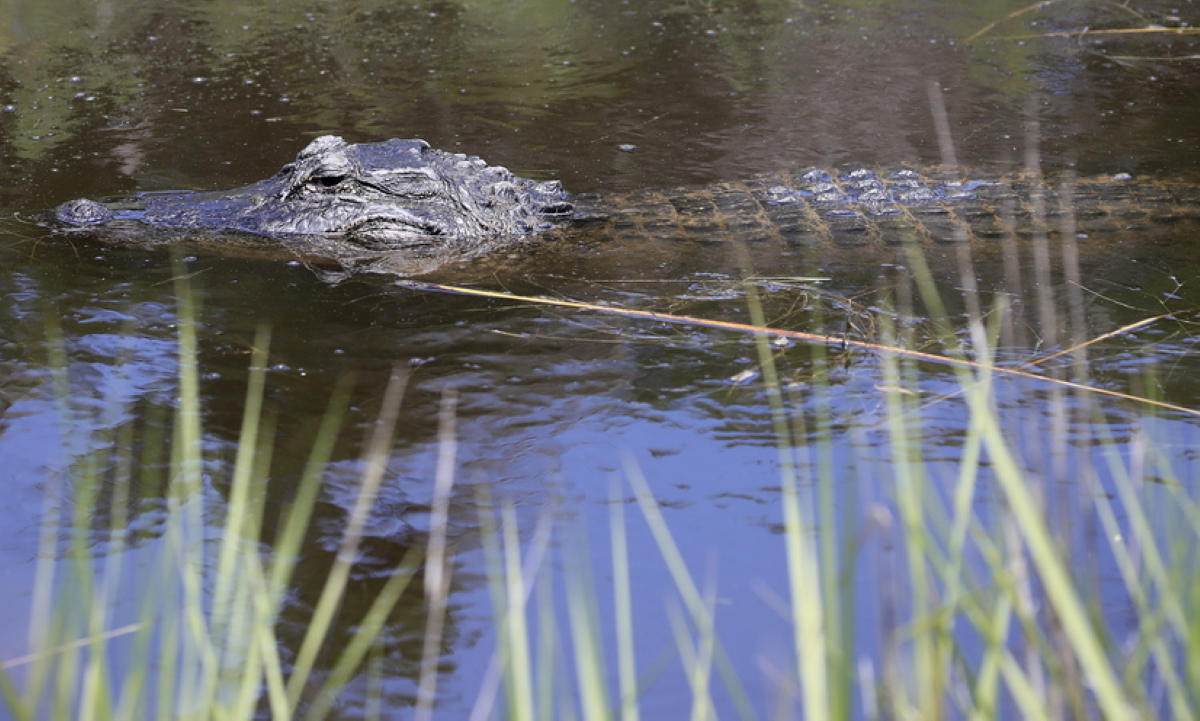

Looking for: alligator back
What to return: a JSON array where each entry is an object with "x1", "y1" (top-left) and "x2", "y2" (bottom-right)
[
  {"x1": 46, "y1": 138, "x2": 1200, "y2": 278},
  {"x1": 571, "y1": 167, "x2": 1200, "y2": 248}
]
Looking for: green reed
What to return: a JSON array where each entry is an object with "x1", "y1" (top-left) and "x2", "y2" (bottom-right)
[
  {"x1": 474, "y1": 270, "x2": 1199, "y2": 719},
  {"x1": 0, "y1": 259, "x2": 417, "y2": 720},
  {"x1": 3, "y1": 246, "x2": 1199, "y2": 719}
]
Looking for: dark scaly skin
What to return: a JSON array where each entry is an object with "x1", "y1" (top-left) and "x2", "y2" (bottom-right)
[
  {"x1": 49, "y1": 137, "x2": 1200, "y2": 273},
  {"x1": 571, "y1": 167, "x2": 1200, "y2": 248},
  {"x1": 50, "y1": 135, "x2": 573, "y2": 274}
]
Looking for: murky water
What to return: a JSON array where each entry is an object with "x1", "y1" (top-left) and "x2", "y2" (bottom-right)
[{"x1": 2, "y1": 0, "x2": 1199, "y2": 716}]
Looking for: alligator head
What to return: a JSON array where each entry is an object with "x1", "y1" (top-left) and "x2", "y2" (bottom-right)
[{"x1": 53, "y1": 135, "x2": 574, "y2": 251}]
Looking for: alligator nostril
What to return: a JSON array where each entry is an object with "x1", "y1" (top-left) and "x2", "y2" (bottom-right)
[{"x1": 538, "y1": 202, "x2": 574, "y2": 217}]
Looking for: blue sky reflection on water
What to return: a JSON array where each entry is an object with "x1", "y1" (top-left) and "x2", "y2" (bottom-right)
[{"x1": 2, "y1": 0, "x2": 1200, "y2": 714}]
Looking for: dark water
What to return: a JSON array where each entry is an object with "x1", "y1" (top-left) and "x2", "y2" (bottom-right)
[{"x1": 2, "y1": 0, "x2": 1200, "y2": 716}]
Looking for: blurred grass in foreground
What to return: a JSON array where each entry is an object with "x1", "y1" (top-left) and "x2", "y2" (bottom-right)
[{"x1": 2, "y1": 249, "x2": 1199, "y2": 719}]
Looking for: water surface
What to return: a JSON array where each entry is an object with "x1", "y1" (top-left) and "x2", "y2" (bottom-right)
[{"x1": 2, "y1": 0, "x2": 1200, "y2": 716}]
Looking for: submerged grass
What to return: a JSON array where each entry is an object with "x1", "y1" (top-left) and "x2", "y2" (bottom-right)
[{"x1": 2, "y1": 242, "x2": 1199, "y2": 719}]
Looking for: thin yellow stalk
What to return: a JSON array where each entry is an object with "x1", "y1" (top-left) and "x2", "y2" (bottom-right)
[
  {"x1": 222, "y1": 551, "x2": 264, "y2": 719},
  {"x1": 77, "y1": 369, "x2": 140, "y2": 721},
  {"x1": 399, "y1": 282, "x2": 1200, "y2": 420},
  {"x1": 1141, "y1": 429, "x2": 1200, "y2": 712},
  {"x1": 53, "y1": 599, "x2": 83, "y2": 720},
  {"x1": 966, "y1": 0, "x2": 1147, "y2": 42},
  {"x1": 940, "y1": 305, "x2": 1008, "y2": 719},
  {"x1": 63, "y1": 447, "x2": 103, "y2": 721},
  {"x1": 692, "y1": 569, "x2": 721, "y2": 721},
  {"x1": 1102, "y1": 432, "x2": 1190, "y2": 637},
  {"x1": 231, "y1": 412, "x2": 280, "y2": 717},
  {"x1": 155, "y1": 503, "x2": 182, "y2": 720},
  {"x1": 874, "y1": 246, "x2": 959, "y2": 718},
  {"x1": 81, "y1": 578, "x2": 114, "y2": 721},
  {"x1": 116, "y1": 405, "x2": 170, "y2": 721},
  {"x1": 2, "y1": 625, "x2": 143, "y2": 672},
  {"x1": 248, "y1": 551, "x2": 289, "y2": 720},
  {"x1": 92, "y1": 401, "x2": 140, "y2": 720},
  {"x1": 243, "y1": 376, "x2": 354, "y2": 721},
  {"x1": 221, "y1": 406, "x2": 277, "y2": 720},
  {"x1": 1019, "y1": 314, "x2": 1173, "y2": 370},
  {"x1": 966, "y1": 0, "x2": 1065, "y2": 42},
  {"x1": 979, "y1": 27, "x2": 1200, "y2": 41}
]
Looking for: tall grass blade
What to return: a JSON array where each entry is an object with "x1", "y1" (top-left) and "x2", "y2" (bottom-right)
[
  {"x1": 211, "y1": 324, "x2": 271, "y2": 631},
  {"x1": 610, "y1": 477, "x2": 640, "y2": 721},
  {"x1": 742, "y1": 279, "x2": 831, "y2": 721},
  {"x1": 535, "y1": 559, "x2": 559, "y2": 721},
  {"x1": 962, "y1": 349, "x2": 1133, "y2": 717},
  {"x1": 623, "y1": 459, "x2": 756, "y2": 721},
  {"x1": 501, "y1": 500, "x2": 537, "y2": 720},
  {"x1": 415, "y1": 388, "x2": 460, "y2": 720},
  {"x1": 564, "y1": 519, "x2": 611, "y2": 721},
  {"x1": 471, "y1": 486, "x2": 557, "y2": 721},
  {"x1": 266, "y1": 373, "x2": 355, "y2": 603},
  {"x1": 284, "y1": 368, "x2": 409, "y2": 709},
  {"x1": 168, "y1": 256, "x2": 213, "y2": 719},
  {"x1": 305, "y1": 548, "x2": 424, "y2": 721}
]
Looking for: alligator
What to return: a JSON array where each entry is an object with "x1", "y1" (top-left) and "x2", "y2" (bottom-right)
[
  {"x1": 48, "y1": 134, "x2": 1200, "y2": 274},
  {"x1": 50, "y1": 135, "x2": 575, "y2": 274}
]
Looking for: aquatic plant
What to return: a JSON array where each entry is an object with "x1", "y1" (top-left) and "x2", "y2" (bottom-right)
[{"x1": 3, "y1": 245, "x2": 1198, "y2": 719}]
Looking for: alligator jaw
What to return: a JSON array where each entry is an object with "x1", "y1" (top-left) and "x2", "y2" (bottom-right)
[{"x1": 341, "y1": 215, "x2": 447, "y2": 249}]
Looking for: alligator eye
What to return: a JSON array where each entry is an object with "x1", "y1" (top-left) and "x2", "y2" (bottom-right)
[{"x1": 312, "y1": 175, "x2": 346, "y2": 188}]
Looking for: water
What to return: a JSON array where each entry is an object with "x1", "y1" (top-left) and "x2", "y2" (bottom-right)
[{"x1": 2, "y1": 0, "x2": 1200, "y2": 716}]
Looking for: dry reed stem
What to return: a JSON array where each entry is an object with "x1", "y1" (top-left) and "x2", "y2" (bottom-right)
[
  {"x1": 398, "y1": 280, "x2": 1200, "y2": 418},
  {"x1": 966, "y1": 0, "x2": 1149, "y2": 42}
]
